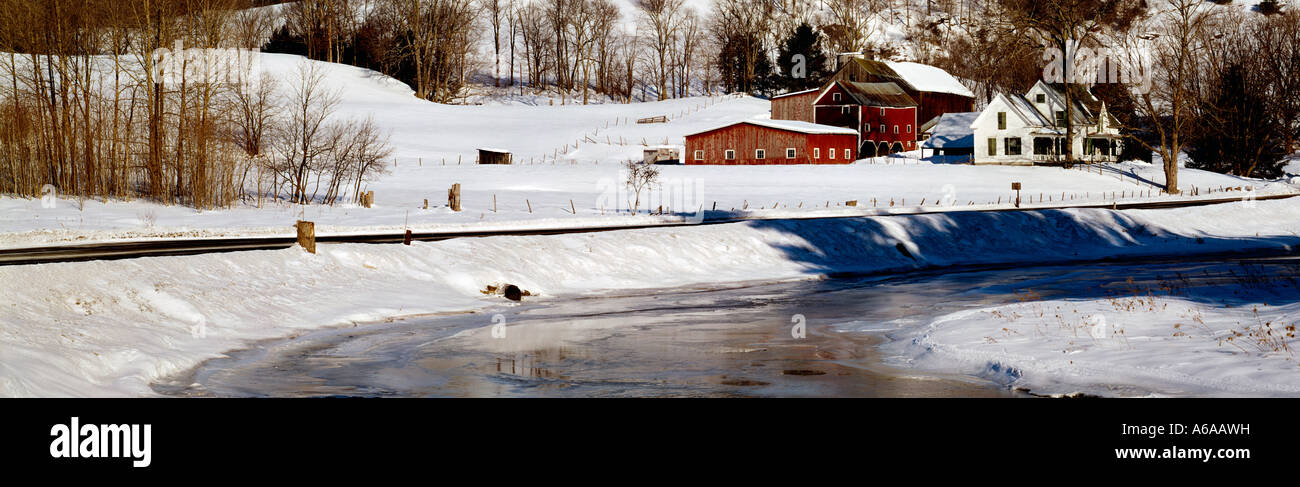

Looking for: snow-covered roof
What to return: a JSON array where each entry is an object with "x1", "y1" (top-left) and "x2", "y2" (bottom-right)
[
  {"x1": 922, "y1": 112, "x2": 979, "y2": 149},
  {"x1": 1005, "y1": 94, "x2": 1052, "y2": 127},
  {"x1": 771, "y1": 88, "x2": 820, "y2": 99},
  {"x1": 686, "y1": 119, "x2": 859, "y2": 137},
  {"x1": 478, "y1": 147, "x2": 511, "y2": 153},
  {"x1": 883, "y1": 61, "x2": 976, "y2": 98}
]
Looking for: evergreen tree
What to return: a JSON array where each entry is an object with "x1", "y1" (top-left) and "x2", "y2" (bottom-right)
[{"x1": 776, "y1": 23, "x2": 830, "y2": 93}]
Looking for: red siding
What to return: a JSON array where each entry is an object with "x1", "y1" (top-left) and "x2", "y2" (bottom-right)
[
  {"x1": 829, "y1": 62, "x2": 975, "y2": 136},
  {"x1": 916, "y1": 92, "x2": 975, "y2": 130},
  {"x1": 771, "y1": 91, "x2": 818, "y2": 123},
  {"x1": 685, "y1": 123, "x2": 857, "y2": 165},
  {"x1": 859, "y1": 106, "x2": 918, "y2": 154}
]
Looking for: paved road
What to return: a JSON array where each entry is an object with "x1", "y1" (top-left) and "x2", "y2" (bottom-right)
[{"x1": 2, "y1": 193, "x2": 1294, "y2": 266}]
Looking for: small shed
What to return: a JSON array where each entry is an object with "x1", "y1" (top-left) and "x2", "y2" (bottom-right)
[
  {"x1": 478, "y1": 148, "x2": 512, "y2": 165},
  {"x1": 921, "y1": 112, "x2": 979, "y2": 157},
  {"x1": 684, "y1": 119, "x2": 859, "y2": 165},
  {"x1": 643, "y1": 146, "x2": 681, "y2": 165}
]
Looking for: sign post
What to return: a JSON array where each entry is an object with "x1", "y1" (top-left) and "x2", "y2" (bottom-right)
[{"x1": 1012, "y1": 182, "x2": 1022, "y2": 208}]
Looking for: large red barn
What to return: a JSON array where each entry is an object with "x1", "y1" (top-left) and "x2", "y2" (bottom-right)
[
  {"x1": 684, "y1": 120, "x2": 859, "y2": 165},
  {"x1": 812, "y1": 81, "x2": 919, "y2": 156}
]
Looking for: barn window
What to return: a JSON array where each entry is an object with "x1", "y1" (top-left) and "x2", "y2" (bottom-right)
[
  {"x1": 1005, "y1": 137, "x2": 1022, "y2": 155},
  {"x1": 786, "y1": 148, "x2": 796, "y2": 159},
  {"x1": 833, "y1": 93, "x2": 842, "y2": 102},
  {"x1": 845, "y1": 149, "x2": 852, "y2": 160},
  {"x1": 997, "y1": 112, "x2": 1007, "y2": 130},
  {"x1": 988, "y1": 138, "x2": 997, "y2": 156},
  {"x1": 842, "y1": 106, "x2": 850, "y2": 115},
  {"x1": 694, "y1": 150, "x2": 704, "y2": 161},
  {"x1": 907, "y1": 124, "x2": 912, "y2": 133},
  {"x1": 755, "y1": 149, "x2": 766, "y2": 159},
  {"x1": 725, "y1": 150, "x2": 736, "y2": 160},
  {"x1": 879, "y1": 124, "x2": 885, "y2": 133},
  {"x1": 814, "y1": 148, "x2": 821, "y2": 159},
  {"x1": 893, "y1": 125, "x2": 899, "y2": 134},
  {"x1": 880, "y1": 108, "x2": 886, "y2": 116},
  {"x1": 830, "y1": 148, "x2": 836, "y2": 160},
  {"x1": 864, "y1": 124, "x2": 871, "y2": 133}
]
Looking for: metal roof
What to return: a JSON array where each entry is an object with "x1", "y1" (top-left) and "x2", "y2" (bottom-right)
[
  {"x1": 842, "y1": 81, "x2": 918, "y2": 107},
  {"x1": 685, "y1": 119, "x2": 859, "y2": 137}
]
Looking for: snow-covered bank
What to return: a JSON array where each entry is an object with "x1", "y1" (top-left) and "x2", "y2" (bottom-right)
[
  {"x1": 891, "y1": 296, "x2": 1300, "y2": 398},
  {"x1": 3, "y1": 198, "x2": 1299, "y2": 397}
]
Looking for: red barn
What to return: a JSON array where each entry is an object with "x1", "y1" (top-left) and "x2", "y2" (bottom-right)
[
  {"x1": 770, "y1": 89, "x2": 819, "y2": 123},
  {"x1": 812, "y1": 81, "x2": 919, "y2": 156},
  {"x1": 684, "y1": 120, "x2": 859, "y2": 165},
  {"x1": 829, "y1": 58, "x2": 976, "y2": 133}
]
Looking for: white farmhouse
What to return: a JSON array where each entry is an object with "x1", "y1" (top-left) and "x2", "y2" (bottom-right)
[{"x1": 970, "y1": 81, "x2": 1123, "y2": 165}]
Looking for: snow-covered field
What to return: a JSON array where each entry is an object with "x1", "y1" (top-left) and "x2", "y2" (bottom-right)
[
  {"x1": 3, "y1": 196, "x2": 1299, "y2": 397},
  {"x1": 3, "y1": 53, "x2": 1295, "y2": 249}
]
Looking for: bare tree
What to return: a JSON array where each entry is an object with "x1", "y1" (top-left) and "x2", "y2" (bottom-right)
[
  {"x1": 636, "y1": 0, "x2": 685, "y2": 101},
  {"x1": 273, "y1": 61, "x2": 340, "y2": 204},
  {"x1": 1117, "y1": 0, "x2": 1213, "y2": 194},
  {"x1": 479, "y1": 0, "x2": 507, "y2": 87},
  {"x1": 624, "y1": 159, "x2": 659, "y2": 212}
]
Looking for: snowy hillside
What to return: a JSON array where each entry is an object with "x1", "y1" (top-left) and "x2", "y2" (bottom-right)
[{"x1": 3, "y1": 52, "x2": 1294, "y2": 249}]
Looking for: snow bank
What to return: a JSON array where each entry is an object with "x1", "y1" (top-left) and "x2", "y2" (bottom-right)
[
  {"x1": 893, "y1": 297, "x2": 1300, "y2": 397},
  {"x1": 3, "y1": 197, "x2": 1299, "y2": 397}
]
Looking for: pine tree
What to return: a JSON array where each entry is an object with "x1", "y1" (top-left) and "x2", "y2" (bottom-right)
[{"x1": 776, "y1": 23, "x2": 830, "y2": 93}]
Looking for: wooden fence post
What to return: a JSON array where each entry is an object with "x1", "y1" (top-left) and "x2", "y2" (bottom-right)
[
  {"x1": 295, "y1": 221, "x2": 316, "y2": 254},
  {"x1": 449, "y1": 184, "x2": 462, "y2": 212}
]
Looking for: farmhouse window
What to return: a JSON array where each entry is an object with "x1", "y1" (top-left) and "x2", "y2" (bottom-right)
[
  {"x1": 997, "y1": 112, "x2": 1007, "y2": 130},
  {"x1": 1033, "y1": 137, "x2": 1054, "y2": 155},
  {"x1": 1055, "y1": 111, "x2": 1066, "y2": 126},
  {"x1": 755, "y1": 149, "x2": 766, "y2": 159},
  {"x1": 694, "y1": 150, "x2": 704, "y2": 161},
  {"x1": 1005, "y1": 137, "x2": 1022, "y2": 155},
  {"x1": 988, "y1": 138, "x2": 997, "y2": 156},
  {"x1": 786, "y1": 148, "x2": 797, "y2": 159},
  {"x1": 1036, "y1": 94, "x2": 1046, "y2": 104},
  {"x1": 725, "y1": 150, "x2": 736, "y2": 160}
]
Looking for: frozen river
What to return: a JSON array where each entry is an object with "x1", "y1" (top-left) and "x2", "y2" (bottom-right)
[{"x1": 154, "y1": 254, "x2": 1300, "y2": 397}]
